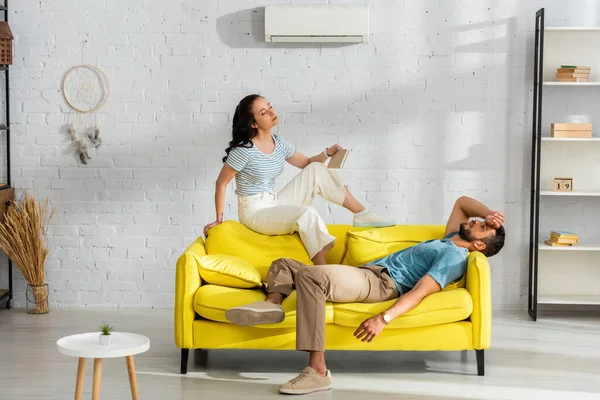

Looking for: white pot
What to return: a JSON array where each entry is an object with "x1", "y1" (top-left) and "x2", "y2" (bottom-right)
[{"x1": 99, "y1": 334, "x2": 112, "y2": 345}]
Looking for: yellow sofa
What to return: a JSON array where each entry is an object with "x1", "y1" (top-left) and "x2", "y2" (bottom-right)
[{"x1": 174, "y1": 221, "x2": 491, "y2": 376}]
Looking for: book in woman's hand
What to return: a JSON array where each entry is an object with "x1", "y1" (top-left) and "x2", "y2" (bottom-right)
[{"x1": 327, "y1": 148, "x2": 349, "y2": 169}]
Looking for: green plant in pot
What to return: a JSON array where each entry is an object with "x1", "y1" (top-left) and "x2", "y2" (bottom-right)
[{"x1": 99, "y1": 322, "x2": 114, "y2": 345}]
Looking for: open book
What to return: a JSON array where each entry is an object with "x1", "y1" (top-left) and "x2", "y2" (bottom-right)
[{"x1": 327, "y1": 148, "x2": 349, "y2": 169}]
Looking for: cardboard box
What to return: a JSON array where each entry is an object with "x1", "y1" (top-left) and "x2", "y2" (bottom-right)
[{"x1": 551, "y1": 123, "x2": 592, "y2": 138}]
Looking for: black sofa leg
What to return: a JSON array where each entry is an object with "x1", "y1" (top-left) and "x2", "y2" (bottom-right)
[
  {"x1": 476, "y1": 349, "x2": 484, "y2": 376},
  {"x1": 181, "y1": 349, "x2": 190, "y2": 374}
]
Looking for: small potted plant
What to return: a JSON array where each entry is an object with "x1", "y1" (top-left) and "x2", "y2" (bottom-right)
[{"x1": 98, "y1": 322, "x2": 114, "y2": 345}]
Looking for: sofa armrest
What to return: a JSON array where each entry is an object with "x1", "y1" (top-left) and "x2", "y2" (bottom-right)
[
  {"x1": 465, "y1": 252, "x2": 492, "y2": 350},
  {"x1": 174, "y1": 237, "x2": 206, "y2": 349}
]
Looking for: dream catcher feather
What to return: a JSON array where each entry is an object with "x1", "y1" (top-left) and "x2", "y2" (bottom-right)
[{"x1": 62, "y1": 43, "x2": 110, "y2": 164}]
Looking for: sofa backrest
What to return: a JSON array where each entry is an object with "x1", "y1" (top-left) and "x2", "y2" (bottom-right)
[{"x1": 205, "y1": 220, "x2": 447, "y2": 266}]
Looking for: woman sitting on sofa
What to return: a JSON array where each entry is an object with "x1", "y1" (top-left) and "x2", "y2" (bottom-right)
[{"x1": 203, "y1": 94, "x2": 395, "y2": 265}]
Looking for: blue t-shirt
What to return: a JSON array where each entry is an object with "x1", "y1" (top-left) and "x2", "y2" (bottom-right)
[
  {"x1": 369, "y1": 232, "x2": 468, "y2": 294},
  {"x1": 225, "y1": 134, "x2": 296, "y2": 196}
]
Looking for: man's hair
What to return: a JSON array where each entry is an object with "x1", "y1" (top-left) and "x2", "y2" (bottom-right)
[{"x1": 481, "y1": 225, "x2": 505, "y2": 257}]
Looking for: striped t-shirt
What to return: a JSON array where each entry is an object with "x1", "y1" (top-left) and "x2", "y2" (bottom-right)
[{"x1": 225, "y1": 134, "x2": 296, "y2": 196}]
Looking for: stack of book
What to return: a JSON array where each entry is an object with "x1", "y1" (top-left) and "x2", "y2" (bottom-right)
[
  {"x1": 556, "y1": 65, "x2": 591, "y2": 82},
  {"x1": 544, "y1": 230, "x2": 579, "y2": 247}
]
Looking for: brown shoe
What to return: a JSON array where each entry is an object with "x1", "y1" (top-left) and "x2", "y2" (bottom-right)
[
  {"x1": 278, "y1": 367, "x2": 332, "y2": 395},
  {"x1": 225, "y1": 300, "x2": 285, "y2": 326}
]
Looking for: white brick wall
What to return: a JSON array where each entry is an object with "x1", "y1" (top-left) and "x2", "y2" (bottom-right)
[{"x1": 2, "y1": 0, "x2": 598, "y2": 310}]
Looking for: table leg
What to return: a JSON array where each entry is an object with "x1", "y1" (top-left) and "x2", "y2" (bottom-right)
[
  {"x1": 74, "y1": 358, "x2": 86, "y2": 400},
  {"x1": 93, "y1": 358, "x2": 102, "y2": 400},
  {"x1": 125, "y1": 356, "x2": 139, "y2": 400}
]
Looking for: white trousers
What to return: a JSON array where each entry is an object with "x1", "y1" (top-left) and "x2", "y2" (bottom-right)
[{"x1": 238, "y1": 163, "x2": 347, "y2": 259}]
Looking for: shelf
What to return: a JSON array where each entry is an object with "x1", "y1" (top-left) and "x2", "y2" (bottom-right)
[
  {"x1": 539, "y1": 243, "x2": 600, "y2": 251},
  {"x1": 541, "y1": 137, "x2": 600, "y2": 142},
  {"x1": 538, "y1": 294, "x2": 600, "y2": 305},
  {"x1": 543, "y1": 82, "x2": 600, "y2": 86},
  {"x1": 540, "y1": 190, "x2": 600, "y2": 196},
  {"x1": 545, "y1": 27, "x2": 600, "y2": 32}
]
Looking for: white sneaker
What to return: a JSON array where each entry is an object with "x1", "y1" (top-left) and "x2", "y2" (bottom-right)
[
  {"x1": 279, "y1": 367, "x2": 332, "y2": 395},
  {"x1": 353, "y1": 210, "x2": 395, "y2": 227},
  {"x1": 225, "y1": 301, "x2": 285, "y2": 326}
]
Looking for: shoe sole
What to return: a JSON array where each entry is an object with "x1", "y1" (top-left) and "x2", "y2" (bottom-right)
[
  {"x1": 353, "y1": 221, "x2": 396, "y2": 228},
  {"x1": 225, "y1": 307, "x2": 285, "y2": 326},
  {"x1": 279, "y1": 384, "x2": 332, "y2": 395}
]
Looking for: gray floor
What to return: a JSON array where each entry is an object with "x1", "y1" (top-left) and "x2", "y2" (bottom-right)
[{"x1": 1, "y1": 307, "x2": 599, "y2": 399}]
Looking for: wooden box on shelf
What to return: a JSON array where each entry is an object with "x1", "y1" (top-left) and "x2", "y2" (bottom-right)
[
  {"x1": 550, "y1": 123, "x2": 592, "y2": 138},
  {"x1": 553, "y1": 177, "x2": 573, "y2": 192},
  {"x1": 0, "y1": 21, "x2": 13, "y2": 65}
]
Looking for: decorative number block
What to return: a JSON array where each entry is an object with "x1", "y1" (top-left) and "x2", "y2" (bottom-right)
[{"x1": 553, "y1": 177, "x2": 573, "y2": 191}]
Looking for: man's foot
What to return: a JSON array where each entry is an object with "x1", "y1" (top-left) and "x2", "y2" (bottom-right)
[
  {"x1": 279, "y1": 367, "x2": 332, "y2": 395},
  {"x1": 225, "y1": 300, "x2": 285, "y2": 326},
  {"x1": 353, "y1": 210, "x2": 395, "y2": 227}
]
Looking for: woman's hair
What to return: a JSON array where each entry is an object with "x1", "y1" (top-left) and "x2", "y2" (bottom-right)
[{"x1": 222, "y1": 94, "x2": 262, "y2": 163}]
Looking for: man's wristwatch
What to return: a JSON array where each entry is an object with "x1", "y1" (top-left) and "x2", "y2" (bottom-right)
[{"x1": 380, "y1": 312, "x2": 391, "y2": 325}]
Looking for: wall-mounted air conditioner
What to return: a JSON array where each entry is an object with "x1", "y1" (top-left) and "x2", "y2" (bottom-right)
[{"x1": 264, "y1": 5, "x2": 369, "y2": 43}]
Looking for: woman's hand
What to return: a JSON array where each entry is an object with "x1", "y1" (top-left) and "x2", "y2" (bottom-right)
[
  {"x1": 203, "y1": 220, "x2": 222, "y2": 237},
  {"x1": 326, "y1": 144, "x2": 343, "y2": 156}
]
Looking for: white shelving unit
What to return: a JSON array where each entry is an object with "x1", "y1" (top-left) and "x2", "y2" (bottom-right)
[
  {"x1": 538, "y1": 295, "x2": 600, "y2": 305},
  {"x1": 540, "y1": 190, "x2": 600, "y2": 196},
  {"x1": 529, "y1": 9, "x2": 600, "y2": 320},
  {"x1": 538, "y1": 243, "x2": 600, "y2": 251},
  {"x1": 541, "y1": 137, "x2": 600, "y2": 142},
  {"x1": 544, "y1": 82, "x2": 600, "y2": 86}
]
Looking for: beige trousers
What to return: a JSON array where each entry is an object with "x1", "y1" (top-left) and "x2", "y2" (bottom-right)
[
  {"x1": 264, "y1": 258, "x2": 399, "y2": 352},
  {"x1": 238, "y1": 163, "x2": 347, "y2": 259}
]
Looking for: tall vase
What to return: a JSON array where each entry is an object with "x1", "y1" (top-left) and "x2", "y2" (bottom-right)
[{"x1": 26, "y1": 283, "x2": 49, "y2": 314}]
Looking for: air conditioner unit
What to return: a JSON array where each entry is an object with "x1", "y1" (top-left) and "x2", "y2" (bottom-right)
[{"x1": 264, "y1": 5, "x2": 369, "y2": 43}]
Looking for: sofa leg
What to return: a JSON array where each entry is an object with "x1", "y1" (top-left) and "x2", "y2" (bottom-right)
[
  {"x1": 194, "y1": 349, "x2": 208, "y2": 367},
  {"x1": 181, "y1": 349, "x2": 190, "y2": 374},
  {"x1": 476, "y1": 349, "x2": 484, "y2": 376}
]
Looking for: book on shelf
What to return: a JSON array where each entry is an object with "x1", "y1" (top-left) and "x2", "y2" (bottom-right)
[
  {"x1": 557, "y1": 68, "x2": 591, "y2": 74},
  {"x1": 544, "y1": 230, "x2": 580, "y2": 247},
  {"x1": 550, "y1": 230, "x2": 579, "y2": 239},
  {"x1": 557, "y1": 77, "x2": 590, "y2": 82},
  {"x1": 556, "y1": 65, "x2": 591, "y2": 82},
  {"x1": 556, "y1": 73, "x2": 590, "y2": 78},
  {"x1": 544, "y1": 239, "x2": 573, "y2": 247},
  {"x1": 548, "y1": 236, "x2": 578, "y2": 244},
  {"x1": 560, "y1": 65, "x2": 591, "y2": 70}
]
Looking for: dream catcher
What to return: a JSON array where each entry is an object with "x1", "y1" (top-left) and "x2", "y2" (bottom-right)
[{"x1": 62, "y1": 43, "x2": 110, "y2": 164}]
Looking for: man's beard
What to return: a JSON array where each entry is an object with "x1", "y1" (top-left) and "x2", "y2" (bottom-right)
[{"x1": 459, "y1": 223, "x2": 476, "y2": 242}]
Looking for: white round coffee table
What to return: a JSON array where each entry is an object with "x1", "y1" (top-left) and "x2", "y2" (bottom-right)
[{"x1": 57, "y1": 332, "x2": 150, "y2": 400}]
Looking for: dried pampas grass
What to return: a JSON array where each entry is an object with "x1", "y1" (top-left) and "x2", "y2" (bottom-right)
[{"x1": 0, "y1": 190, "x2": 55, "y2": 313}]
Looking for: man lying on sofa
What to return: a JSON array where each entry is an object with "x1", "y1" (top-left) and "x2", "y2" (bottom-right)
[{"x1": 225, "y1": 195, "x2": 506, "y2": 395}]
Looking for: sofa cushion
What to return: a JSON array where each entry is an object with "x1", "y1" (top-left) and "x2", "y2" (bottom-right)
[
  {"x1": 341, "y1": 224, "x2": 447, "y2": 266},
  {"x1": 194, "y1": 284, "x2": 335, "y2": 328},
  {"x1": 324, "y1": 224, "x2": 372, "y2": 264},
  {"x1": 333, "y1": 288, "x2": 473, "y2": 329},
  {"x1": 205, "y1": 221, "x2": 313, "y2": 273},
  {"x1": 195, "y1": 254, "x2": 262, "y2": 288},
  {"x1": 341, "y1": 224, "x2": 466, "y2": 291}
]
